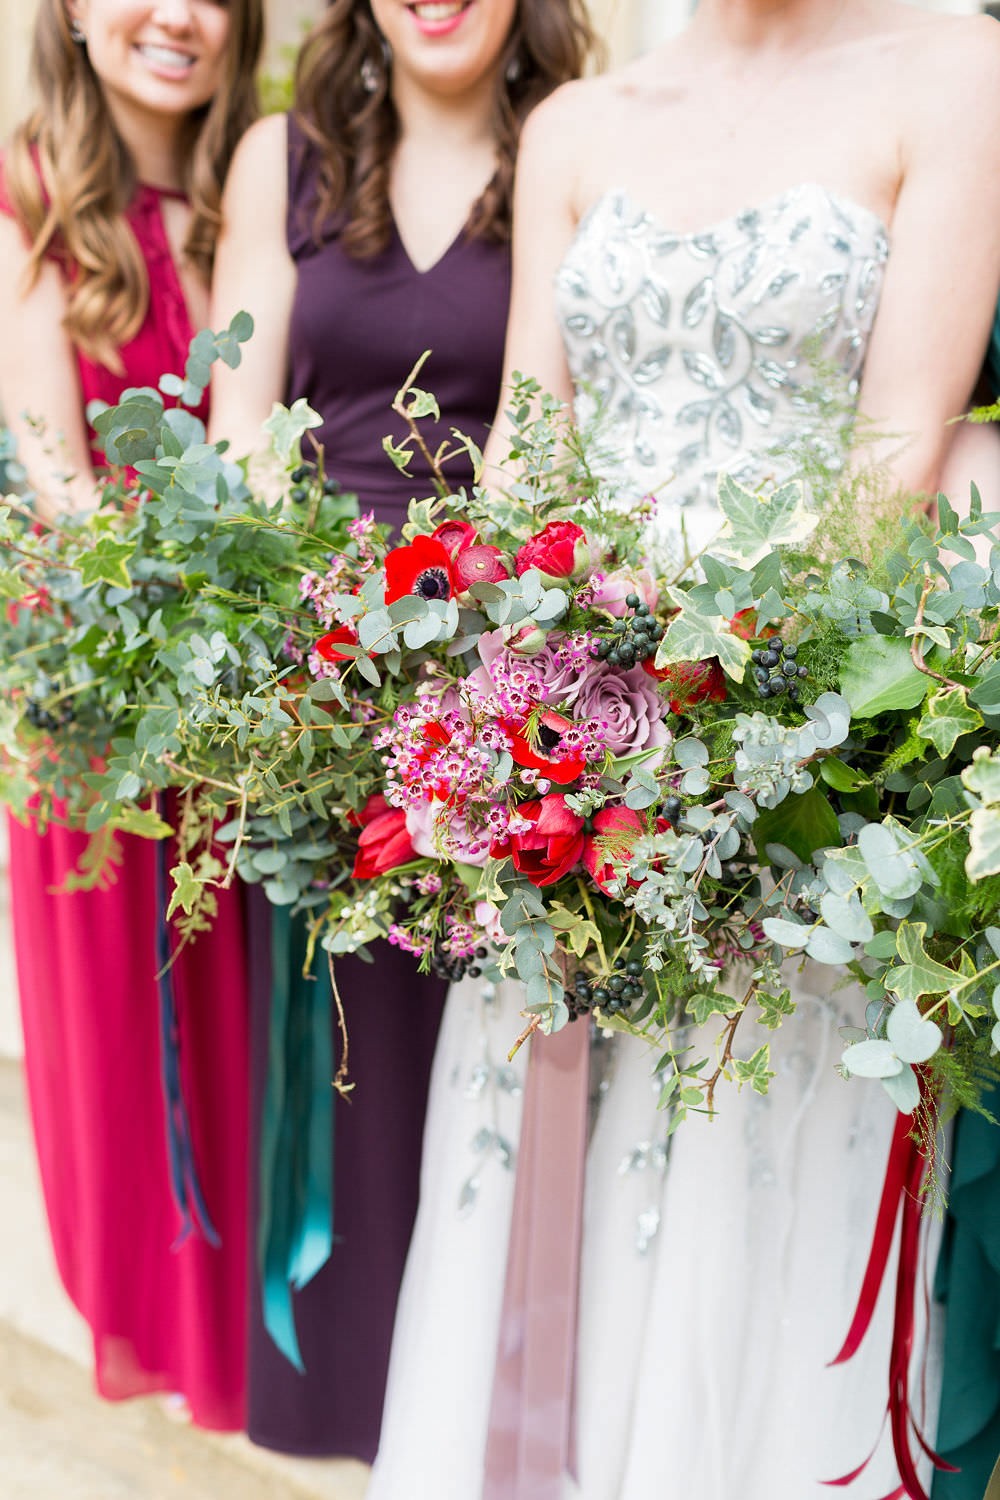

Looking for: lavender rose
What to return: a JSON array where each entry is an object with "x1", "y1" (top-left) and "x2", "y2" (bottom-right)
[
  {"x1": 590, "y1": 567, "x2": 659, "y2": 620},
  {"x1": 572, "y1": 662, "x2": 671, "y2": 759}
]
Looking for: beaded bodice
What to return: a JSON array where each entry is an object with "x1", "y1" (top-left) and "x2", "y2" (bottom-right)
[{"x1": 555, "y1": 182, "x2": 889, "y2": 555}]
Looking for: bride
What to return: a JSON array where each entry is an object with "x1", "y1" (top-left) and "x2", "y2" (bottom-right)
[{"x1": 370, "y1": 3, "x2": 1000, "y2": 1497}]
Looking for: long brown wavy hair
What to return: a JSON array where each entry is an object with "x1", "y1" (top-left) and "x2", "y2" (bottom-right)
[
  {"x1": 4, "y1": 0, "x2": 264, "y2": 371},
  {"x1": 294, "y1": 0, "x2": 599, "y2": 257}
]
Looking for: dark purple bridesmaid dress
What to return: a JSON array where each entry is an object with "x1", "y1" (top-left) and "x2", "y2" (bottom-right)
[{"x1": 245, "y1": 112, "x2": 512, "y2": 1461}]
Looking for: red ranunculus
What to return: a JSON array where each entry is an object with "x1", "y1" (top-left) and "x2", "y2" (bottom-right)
[
  {"x1": 514, "y1": 520, "x2": 588, "y2": 581},
  {"x1": 644, "y1": 657, "x2": 727, "y2": 715},
  {"x1": 508, "y1": 794, "x2": 586, "y2": 887},
  {"x1": 384, "y1": 535, "x2": 457, "y2": 605},
  {"x1": 352, "y1": 793, "x2": 416, "y2": 879},
  {"x1": 505, "y1": 709, "x2": 586, "y2": 784},
  {"x1": 583, "y1": 805, "x2": 645, "y2": 894},
  {"x1": 432, "y1": 519, "x2": 479, "y2": 557},
  {"x1": 455, "y1": 544, "x2": 510, "y2": 591},
  {"x1": 316, "y1": 624, "x2": 358, "y2": 662}
]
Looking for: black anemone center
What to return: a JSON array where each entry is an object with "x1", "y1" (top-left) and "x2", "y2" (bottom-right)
[
  {"x1": 537, "y1": 723, "x2": 562, "y2": 751},
  {"x1": 415, "y1": 567, "x2": 450, "y2": 600}
]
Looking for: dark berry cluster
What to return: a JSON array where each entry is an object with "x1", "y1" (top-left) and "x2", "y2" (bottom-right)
[
  {"x1": 289, "y1": 462, "x2": 341, "y2": 505},
  {"x1": 750, "y1": 637, "x2": 808, "y2": 701},
  {"x1": 429, "y1": 945, "x2": 488, "y2": 983},
  {"x1": 593, "y1": 596, "x2": 664, "y2": 669},
  {"x1": 567, "y1": 956, "x2": 646, "y2": 1021},
  {"x1": 25, "y1": 699, "x2": 72, "y2": 731}
]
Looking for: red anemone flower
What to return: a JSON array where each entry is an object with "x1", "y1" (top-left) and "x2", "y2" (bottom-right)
[
  {"x1": 506, "y1": 709, "x2": 586, "y2": 784},
  {"x1": 316, "y1": 625, "x2": 358, "y2": 662},
  {"x1": 384, "y1": 535, "x2": 457, "y2": 605}
]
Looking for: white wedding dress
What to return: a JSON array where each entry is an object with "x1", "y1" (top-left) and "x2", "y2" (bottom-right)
[{"x1": 369, "y1": 184, "x2": 939, "y2": 1499}]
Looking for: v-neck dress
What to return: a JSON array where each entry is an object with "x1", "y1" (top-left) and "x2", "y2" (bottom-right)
[
  {"x1": 241, "y1": 113, "x2": 511, "y2": 1461},
  {"x1": 0, "y1": 165, "x2": 249, "y2": 1430}
]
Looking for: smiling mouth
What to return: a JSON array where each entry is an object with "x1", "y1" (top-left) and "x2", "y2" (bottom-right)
[
  {"x1": 406, "y1": 2, "x2": 473, "y2": 22},
  {"x1": 136, "y1": 43, "x2": 197, "y2": 71}
]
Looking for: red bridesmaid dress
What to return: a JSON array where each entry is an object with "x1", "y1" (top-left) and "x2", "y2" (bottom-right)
[{"x1": 1, "y1": 171, "x2": 248, "y2": 1429}]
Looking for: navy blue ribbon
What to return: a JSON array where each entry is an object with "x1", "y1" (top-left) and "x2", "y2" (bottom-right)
[{"x1": 154, "y1": 809, "x2": 220, "y2": 1248}]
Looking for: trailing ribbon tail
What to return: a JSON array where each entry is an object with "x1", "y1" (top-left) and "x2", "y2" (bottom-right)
[
  {"x1": 257, "y1": 905, "x2": 334, "y2": 1372},
  {"x1": 483, "y1": 1019, "x2": 590, "y2": 1500},
  {"x1": 825, "y1": 1094, "x2": 957, "y2": 1499},
  {"x1": 154, "y1": 806, "x2": 220, "y2": 1248}
]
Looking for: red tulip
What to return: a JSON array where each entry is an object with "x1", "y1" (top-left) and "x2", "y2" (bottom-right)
[
  {"x1": 508, "y1": 794, "x2": 586, "y2": 887},
  {"x1": 352, "y1": 793, "x2": 416, "y2": 879},
  {"x1": 316, "y1": 624, "x2": 358, "y2": 662},
  {"x1": 583, "y1": 805, "x2": 645, "y2": 894}
]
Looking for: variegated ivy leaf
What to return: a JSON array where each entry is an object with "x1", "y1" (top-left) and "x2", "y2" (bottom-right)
[
  {"x1": 711, "y1": 472, "x2": 818, "y2": 566},
  {"x1": 917, "y1": 686, "x2": 982, "y2": 758},
  {"x1": 963, "y1": 746, "x2": 1000, "y2": 805},
  {"x1": 264, "y1": 398, "x2": 323, "y2": 466},
  {"x1": 967, "y1": 807, "x2": 1000, "y2": 881},
  {"x1": 656, "y1": 588, "x2": 752, "y2": 681},
  {"x1": 886, "y1": 922, "x2": 960, "y2": 1003}
]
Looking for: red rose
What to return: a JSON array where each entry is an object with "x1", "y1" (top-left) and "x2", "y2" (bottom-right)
[
  {"x1": 644, "y1": 657, "x2": 727, "y2": 715},
  {"x1": 514, "y1": 521, "x2": 588, "y2": 581},
  {"x1": 432, "y1": 519, "x2": 479, "y2": 557},
  {"x1": 384, "y1": 535, "x2": 457, "y2": 605},
  {"x1": 508, "y1": 794, "x2": 586, "y2": 887},
  {"x1": 455, "y1": 544, "x2": 510, "y2": 591},
  {"x1": 316, "y1": 625, "x2": 358, "y2": 662},
  {"x1": 352, "y1": 793, "x2": 416, "y2": 879},
  {"x1": 506, "y1": 709, "x2": 586, "y2": 785},
  {"x1": 583, "y1": 805, "x2": 645, "y2": 894}
]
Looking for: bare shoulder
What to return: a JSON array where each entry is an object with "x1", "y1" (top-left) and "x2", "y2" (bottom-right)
[
  {"x1": 886, "y1": 5, "x2": 1000, "y2": 91},
  {"x1": 889, "y1": 8, "x2": 1000, "y2": 150},
  {"x1": 227, "y1": 111, "x2": 288, "y2": 184},
  {"x1": 521, "y1": 75, "x2": 611, "y2": 156}
]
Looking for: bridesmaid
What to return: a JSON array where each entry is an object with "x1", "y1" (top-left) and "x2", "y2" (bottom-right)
[
  {"x1": 209, "y1": 0, "x2": 595, "y2": 1461},
  {"x1": 0, "y1": 0, "x2": 262, "y2": 1428}
]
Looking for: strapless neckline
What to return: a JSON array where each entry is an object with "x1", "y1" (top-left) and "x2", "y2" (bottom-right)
[{"x1": 563, "y1": 181, "x2": 891, "y2": 270}]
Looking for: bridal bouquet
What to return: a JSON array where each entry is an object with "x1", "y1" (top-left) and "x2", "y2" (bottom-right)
[{"x1": 1, "y1": 333, "x2": 999, "y2": 1125}]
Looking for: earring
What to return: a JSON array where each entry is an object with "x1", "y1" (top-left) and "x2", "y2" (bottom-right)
[
  {"x1": 361, "y1": 37, "x2": 392, "y2": 95},
  {"x1": 69, "y1": 19, "x2": 87, "y2": 44},
  {"x1": 505, "y1": 55, "x2": 522, "y2": 84}
]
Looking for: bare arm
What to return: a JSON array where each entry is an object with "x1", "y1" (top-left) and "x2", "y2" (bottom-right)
[
  {"x1": 209, "y1": 114, "x2": 296, "y2": 457},
  {"x1": 856, "y1": 18, "x2": 1000, "y2": 499},
  {"x1": 0, "y1": 216, "x2": 98, "y2": 517},
  {"x1": 482, "y1": 89, "x2": 585, "y2": 478}
]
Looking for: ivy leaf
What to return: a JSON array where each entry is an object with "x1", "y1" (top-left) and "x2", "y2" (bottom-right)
[
  {"x1": 711, "y1": 473, "x2": 818, "y2": 565},
  {"x1": 656, "y1": 588, "x2": 752, "y2": 682},
  {"x1": 167, "y1": 861, "x2": 206, "y2": 919},
  {"x1": 967, "y1": 807, "x2": 1000, "y2": 881},
  {"x1": 753, "y1": 786, "x2": 840, "y2": 865},
  {"x1": 382, "y1": 436, "x2": 413, "y2": 475},
  {"x1": 263, "y1": 398, "x2": 324, "y2": 466},
  {"x1": 79, "y1": 538, "x2": 134, "y2": 590},
  {"x1": 963, "y1": 747, "x2": 1000, "y2": 805},
  {"x1": 886, "y1": 922, "x2": 959, "y2": 1003},
  {"x1": 916, "y1": 686, "x2": 982, "y2": 757},
  {"x1": 840, "y1": 636, "x2": 930, "y2": 718},
  {"x1": 731, "y1": 1044, "x2": 774, "y2": 1095}
]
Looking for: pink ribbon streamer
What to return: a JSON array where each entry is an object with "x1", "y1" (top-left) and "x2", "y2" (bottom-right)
[{"x1": 484, "y1": 1019, "x2": 591, "y2": 1500}]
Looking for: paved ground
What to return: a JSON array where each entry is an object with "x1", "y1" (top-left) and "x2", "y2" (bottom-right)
[{"x1": 0, "y1": 1037, "x2": 369, "y2": 1500}]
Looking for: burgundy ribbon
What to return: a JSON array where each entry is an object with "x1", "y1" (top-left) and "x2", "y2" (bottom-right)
[
  {"x1": 484, "y1": 1019, "x2": 591, "y2": 1500},
  {"x1": 825, "y1": 1097, "x2": 958, "y2": 1499}
]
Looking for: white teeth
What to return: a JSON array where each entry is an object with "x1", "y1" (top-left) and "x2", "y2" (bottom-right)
[
  {"x1": 138, "y1": 44, "x2": 195, "y2": 69},
  {"x1": 411, "y1": 2, "x2": 466, "y2": 19}
]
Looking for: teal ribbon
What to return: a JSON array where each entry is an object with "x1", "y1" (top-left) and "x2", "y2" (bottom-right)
[
  {"x1": 932, "y1": 1089, "x2": 1000, "y2": 1499},
  {"x1": 988, "y1": 300, "x2": 1000, "y2": 401},
  {"x1": 258, "y1": 906, "x2": 334, "y2": 1371}
]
